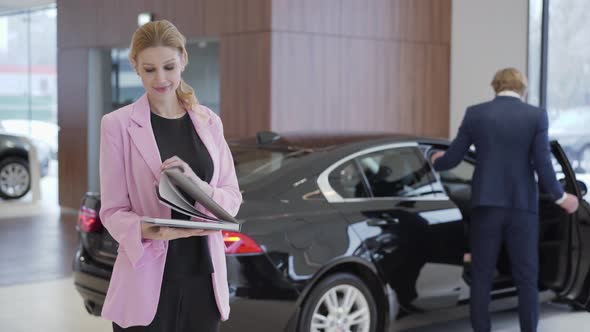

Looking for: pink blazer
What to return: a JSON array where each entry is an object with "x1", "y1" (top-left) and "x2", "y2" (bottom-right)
[{"x1": 99, "y1": 94, "x2": 242, "y2": 328}]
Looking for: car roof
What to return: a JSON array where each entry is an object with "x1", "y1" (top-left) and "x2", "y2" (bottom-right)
[{"x1": 229, "y1": 132, "x2": 449, "y2": 151}]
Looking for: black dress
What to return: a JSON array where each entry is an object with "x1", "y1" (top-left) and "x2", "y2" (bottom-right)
[{"x1": 113, "y1": 111, "x2": 220, "y2": 332}]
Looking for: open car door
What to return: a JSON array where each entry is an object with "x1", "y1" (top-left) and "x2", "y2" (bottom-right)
[{"x1": 538, "y1": 141, "x2": 590, "y2": 309}]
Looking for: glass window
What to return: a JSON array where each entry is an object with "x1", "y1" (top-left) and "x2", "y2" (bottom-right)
[
  {"x1": 530, "y1": 0, "x2": 590, "y2": 174},
  {"x1": 0, "y1": 8, "x2": 57, "y2": 145},
  {"x1": 528, "y1": 0, "x2": 543, "y2": 107},
  {"x1": 439, "y1": 160, "x2": 474, "y2": 185},
  {"x1": 111, "y1": 48, "x2": 142, "y2": 110},
  {"x1": 328, "y1": 161, "x2": 368, "y2": 199},
  {"x1": 358, "y1": 147, "x2": 436, "y2": 198},
  {"x1": 0, "y1": 12, "x2": 29, "y2": 122},
  {"x1": 0, "y1": 6, "x2": 58, "y2": 206}
]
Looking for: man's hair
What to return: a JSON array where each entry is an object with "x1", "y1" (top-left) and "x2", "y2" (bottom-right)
[{"x1": 491, "y1": 67, "x2": 528, "y2": 96}]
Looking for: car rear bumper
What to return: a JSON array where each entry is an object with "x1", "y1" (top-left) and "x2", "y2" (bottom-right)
[
  {"x1": 72, "y1": 246, "x2": 110, "y2": 316},
  {"x1": 72, "y1": 246, "x2": 303, "y2": 329}
]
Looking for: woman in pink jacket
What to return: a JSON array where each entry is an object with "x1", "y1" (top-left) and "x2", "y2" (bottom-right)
[{"x1": 99, "y1": 20, "x2": 242, "y2": 331}]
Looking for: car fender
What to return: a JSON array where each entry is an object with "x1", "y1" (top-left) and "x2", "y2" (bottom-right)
[
  {"x1": 0, "y1": 147, "x2": 28, "y2": 162},
  {"x1": 294, "y1": 256, "x2": 397, "y2": 331}
]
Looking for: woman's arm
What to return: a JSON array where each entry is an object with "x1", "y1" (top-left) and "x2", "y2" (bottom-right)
[
  {"x1": 208, "y1": 115, "x2": 242, "y2": 217},
  {"x1": 99, "y1": 114, "x2": 162, "y2": 268}
]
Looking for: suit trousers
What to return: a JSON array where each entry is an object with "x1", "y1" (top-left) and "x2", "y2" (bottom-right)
[{"x1": 469, "y1": 207, "x2": 539, "y2": 332}]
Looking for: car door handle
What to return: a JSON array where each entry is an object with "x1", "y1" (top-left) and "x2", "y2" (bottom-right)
[{"x1": 367, "y1": 218, "x2": 399, "y2": 226}]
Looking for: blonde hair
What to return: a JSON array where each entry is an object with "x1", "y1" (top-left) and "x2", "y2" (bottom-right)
[
  {"x1": 129, "y1": 20, "x2": 199, "y2": 109},
  {"x1": 491, "y1": 67, "x2": 528, "y2": 96}
]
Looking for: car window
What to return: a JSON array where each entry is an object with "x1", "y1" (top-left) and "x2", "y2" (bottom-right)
[
  {"x1": 439, "y1": 159, "x2": 474, "y2": 184},
  {"x1": 358, "y1": 147, "x2": 437, "y2": 198},
  {"x1": 328, "y1": 161, "x2": 369, "y2": 198}
]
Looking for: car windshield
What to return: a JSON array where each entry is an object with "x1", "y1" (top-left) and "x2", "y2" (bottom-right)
[{"x1": 230, "y1": 145, "x2": 309, "y2": 187}]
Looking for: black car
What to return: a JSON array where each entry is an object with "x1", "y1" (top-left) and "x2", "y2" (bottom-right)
[
  {"x1": 0, "y1": 131, "x2": 50, "y2": 200},
  {"x1": 73, "y1": 132, "x2": 590, "y2": 331}
]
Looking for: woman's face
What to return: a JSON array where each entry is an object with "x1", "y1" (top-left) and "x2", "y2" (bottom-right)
[{"x1": 134, "y1": 46, "x2": 185, "y2": 102}]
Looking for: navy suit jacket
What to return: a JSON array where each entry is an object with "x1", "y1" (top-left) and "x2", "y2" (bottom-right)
[{"x1": 433, "y1": 95, "x2": 564, "y2": 213}]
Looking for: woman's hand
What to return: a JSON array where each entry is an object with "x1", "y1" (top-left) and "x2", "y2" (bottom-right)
[
  {"x1": 161, "y1": 156, "x2": 213, "y2": 196},
  {"x1": 141, "y1": 222, "x2": 217, "y2": 241}
]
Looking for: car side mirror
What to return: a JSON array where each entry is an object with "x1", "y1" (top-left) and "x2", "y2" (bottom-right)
[
  {"x1": 558, "y1": 178, "x2": 587, "y2": 196},
  {"x1": 577, "y1": 180, "x2": 587, "y2": 196}
]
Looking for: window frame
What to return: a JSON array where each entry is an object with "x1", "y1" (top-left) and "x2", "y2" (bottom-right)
[{"x1": 318, "y1": 142, "x2": 449, "y2": 203}]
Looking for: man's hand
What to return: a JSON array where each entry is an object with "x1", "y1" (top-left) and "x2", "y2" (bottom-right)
[
  {"x1": 558, "y1": 193, "x2": 579, "y2": 214},
  {"x1": 431, "y1": 151, "x2": 445, "y2": 165}
]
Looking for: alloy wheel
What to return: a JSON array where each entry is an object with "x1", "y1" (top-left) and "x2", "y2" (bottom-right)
[
  {"x1": 0, "y1": 161, "x2": 30, "y2": 198},
  {"x1": 310, "y1": 284, "x2": 371, "y2": 332}
]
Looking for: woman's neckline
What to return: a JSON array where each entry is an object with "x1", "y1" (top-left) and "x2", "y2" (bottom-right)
[{"x1": 150, "y1": 110, "x2": 188, "y2": 120}]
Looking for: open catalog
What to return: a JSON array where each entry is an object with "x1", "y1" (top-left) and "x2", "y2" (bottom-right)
[{"x1": 141, "y1": 168, "x2": 242, "y2": 232}]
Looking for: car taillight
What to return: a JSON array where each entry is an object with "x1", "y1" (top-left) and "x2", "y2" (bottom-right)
[
  {"x1": 222, "y1": 230, "x2": 263, "y2": 254},
  {"x1": 78, "y1": 206, "x2": 102, "y2": 232}
]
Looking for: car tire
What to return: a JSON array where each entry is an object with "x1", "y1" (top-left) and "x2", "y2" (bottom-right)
[
  {"x1": 0, "y1": 157, "x2": 31, "y2": 200},
  {"x1": 299, "y1": 273, "x2": 378, "y2": 332}
]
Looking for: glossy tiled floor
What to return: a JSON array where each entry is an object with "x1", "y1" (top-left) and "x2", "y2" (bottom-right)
[
  {"x1": 0, "y1": 212, "x2": 77, "y2": 286},
  {"x1": 0, "y1": 277, "x2": 110, "y2": 332}
]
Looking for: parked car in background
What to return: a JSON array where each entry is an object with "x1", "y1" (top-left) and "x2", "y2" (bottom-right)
[
  {"x1": 549, "y1": 107, "x2": 590, "y2": 173},
  {"x1": 73, "y1": 132, "x2": 590, "y2": 331},
  {"x1": 0, "y1": 119, "x2": 59, "y2": 160},
  {"x1": 0, "y1": 131, "x2": 51, "y2": 200}
]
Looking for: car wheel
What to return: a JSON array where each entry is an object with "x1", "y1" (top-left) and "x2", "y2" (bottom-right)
[
  {"x1": 0, "y1": 157, "x2": 31, "y2": 200},
  {"x1": 299, "y1": 273, "x2": 377, "y2": 332}
]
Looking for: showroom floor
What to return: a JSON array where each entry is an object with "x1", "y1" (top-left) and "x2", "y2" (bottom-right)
[{"x1": 1, "y1": 162, "x2": 589, "y2": 331}]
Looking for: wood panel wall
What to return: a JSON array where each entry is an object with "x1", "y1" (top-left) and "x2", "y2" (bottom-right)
[
  {"x1": 56, "y1": 0, "x2": 451, "y2": 208},
  {"x1": 270, "y1": 0, "x2": 451, "y2": 137},
  {"x1": 56, "y1": 48, "x2": 88, "y2": 209},
  {"x1": 221, "y1": 33, "x2": 272, "y2": 138}
]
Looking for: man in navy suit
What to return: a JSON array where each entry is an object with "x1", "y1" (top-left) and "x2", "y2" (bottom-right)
[{"x1": 431, "y1": 68, "x2": 579, "y2": 332}]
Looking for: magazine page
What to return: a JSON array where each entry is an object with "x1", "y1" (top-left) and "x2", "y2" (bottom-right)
[
  {"x1": 158, "y1": 173, "x2": 200, "y2": 214},
  {"x1": 163, "y1": 168, "x2": 240, "y2": 224},
  {"x1": 158, "y1": 173, "x2": 219, "y2": 221}
]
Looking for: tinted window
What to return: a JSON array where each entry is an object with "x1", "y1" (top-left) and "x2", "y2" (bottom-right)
[
  {"x1": 358, "y1": 147, "x2": 436, "y2": 198},
  {"x1": 437, "y1": 159, "x2": 474, "y2": 203},
  {"x1": 439, "y1": 159, "x2": 474, "y2": 184},
  {"x1": 328, "y1": 161, "x2": 368, "y2": 198}
]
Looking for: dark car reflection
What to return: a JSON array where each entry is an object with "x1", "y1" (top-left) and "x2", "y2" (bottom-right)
[{"x1": 73, "y1": 132, "x2": 590, "y2": 331}]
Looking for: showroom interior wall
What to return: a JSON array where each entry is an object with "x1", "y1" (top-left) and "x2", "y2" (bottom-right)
[
  {"x1": 267, "y1": 1, "x2": 451, "y2": 135},
  {"x1": 449, "y1": 0, "x2": 529, "y2": 137},
  {"x1": 56, "y1": 0, "x2": 452, "y2": 209}
]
